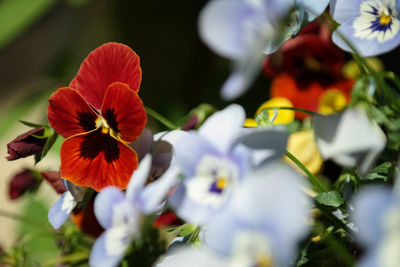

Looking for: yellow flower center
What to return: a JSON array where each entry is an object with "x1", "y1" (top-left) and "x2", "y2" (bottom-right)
[
  {"x1": 256, "y1": 254, "x2": 273, "y2": 267},
  {"x1": 95, "y1": 117, "x2": 119, "y2": 139},
  {"x1": 216, "y1": 178, "x2": 227, "y2": 190},
  {"x1": 380, "y1": 14, "x2": 391, "y2": 25}
]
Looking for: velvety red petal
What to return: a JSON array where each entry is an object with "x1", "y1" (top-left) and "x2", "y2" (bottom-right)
[
  {"x1": 101, "y1": 82, "x2": 147, "y2": 143},
  {"x1": 69, "y1": 76, "x2": 78, "y2": 89},
  {"x1": 48, "y1": 88, "x2": 99, "y2": 138},
  {"x1": 60, "y1": 130, "x2": 138, "y2": 191},
  {"x1": 73, "y1": 42, "x2": 142, "y2": 109}
]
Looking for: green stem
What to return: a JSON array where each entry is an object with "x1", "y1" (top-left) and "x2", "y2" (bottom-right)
[
  {"x1": 260, "y1": 106, "x2": 321, "y2": 117},
  {"x1": 323, "y1": 232, "x2": 356, "y2": 266},
  {"x1": 0, "y1": 210, "x2": 46, "y2": 229},
  {"x1": 188, "y1": 226, "x2": 200, "y2": 244},
  {"x1": 285, "y1": 151, "x2": 328, "y2": 193},
  {"x1": 145, "y1": 106, "x2": 178, "y2": 130},
  {"x1": 42, "y1": 251, "x2": 89, "y2": 267},
  {"x1": 382, "y1": 72, "x2": 400, "y2": 93}
]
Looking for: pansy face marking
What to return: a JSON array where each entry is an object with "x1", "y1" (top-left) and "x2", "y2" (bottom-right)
[
  {"x1": 186, "y1": 155, "x2": 239, "y2": 208},
  {"x1": 353, "y1": 0, "x2": 400, "y2": 42},
  {"x1": 48, "y1": 43, "x2": 147, "y2": 191}
]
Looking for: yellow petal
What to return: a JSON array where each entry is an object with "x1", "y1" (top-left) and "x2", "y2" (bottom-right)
[
  {"x1": 318, "y1": 89, "x2": 347, "y2": 115},
  {"x1": 256, "y1": 97, "x2": 295, "y2": 125},
  {"x1": 285, "y1": 130, "x2": 323, "y2": 175},
  {"x1": 244, "y1": 118, "x2": 258, "y2": 127},
  {"x1": 342, "y1": 57, "x2": 384, "y2": 79}
]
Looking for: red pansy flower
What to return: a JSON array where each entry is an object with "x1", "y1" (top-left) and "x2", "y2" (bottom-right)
[
  {"x1": 48, "y1": 43, "x2": 147, "y2": 191},
  {"x1": 264, "y1": 22, "x2": 354, "y2": 119}
]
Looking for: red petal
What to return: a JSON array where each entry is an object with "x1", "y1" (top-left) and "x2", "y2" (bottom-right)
[
  {"x1": 73, "y1": 42, "x2": 142, "y2": 109},
  {"x1": 60, "y1": 130, "x2": 138, "y2": 191},
  {"x1": 101, "y1": 82, "x2": 147, "y2": 143},
  {"x1": 48, "y1": 88, "x2": 99, "y2": 138}
]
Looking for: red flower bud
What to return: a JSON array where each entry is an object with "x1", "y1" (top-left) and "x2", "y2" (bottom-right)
[
  {"x1": 40, "y1": 171, "x2": 66, "y2": 194},
  {"x1": 9, "y1": 169, "x2": 39, "y2": 200},
  {"x1": 6, "y1": 127, "x2": 47, "y2": 161}
]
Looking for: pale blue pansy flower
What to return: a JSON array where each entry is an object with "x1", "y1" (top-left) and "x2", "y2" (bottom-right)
[
  {"x1": 351, "y1": 184, "x2": 400, "y2": 267},
  {"x1": 199, "y1": 0, "x2": 329, "y2": 100},
  {"x1": 48, "y1": 180, "x2": 86, "y2": 229},
  {"x1": 331, "y1": 0, "x2": 400, "y2": 56},
  {"x1": 313, "y1": 108, "x2": 386, "y2": 175},
  {"x1": 89, "y1": 154, "x2": 178, "y2": 267},
  {"x1": 156, "y1": 162, "x2": 311, "y2": 267},
  {"x1": 167, "y1": 104, "x2": 289, "y2": 225}
]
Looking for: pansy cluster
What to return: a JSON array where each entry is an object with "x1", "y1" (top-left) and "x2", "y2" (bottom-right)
[{"x1": 4, "y1": 0, "x2": 400, "y2": 267}]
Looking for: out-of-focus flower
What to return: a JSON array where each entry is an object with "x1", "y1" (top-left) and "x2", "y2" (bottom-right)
[
  {"x1": 72, "y1": 199, "x2": 104, "y2": 238},
  {"x1": 157, "y1": 162, "x2": 311, "y2": 267},
  {"x1": 331, "y1": 0, "x2": 400, "y2": 57},
  {"x1": 167, "y1": 104, "x2": 289, "y2": 225},
  {"x1": 265, "y1": 22, "x2": 354, "y2": 119},
  {"x1": 270, "y1": 74, "x2": 353, "y2": 119},
  {"x1": 313, "y1": 108, "x2": 386, "y2": 175},
  {"x1": 199, "y1": 0, "x2": 330, "y2": 100},
  {"x1": 351, "y1": 185, "x2": 400, "y2": 267},
  {"x1": 8, "y1": 169, "x2": 40, "y2": 200},
  {"x1": 48, "y1": 180, "x2": 87, "y2": 229},
  {"x1": 342, "y1": 57, "x2": 384, "y2": 80},
  {"x1": 47, "y1": 43, "x2": 147, "y2": 191},
  {"x1": 199, "y1": 0, "x2": 303, "y2": 100},
  {"x1": 318, "y1": 88, "x2": 348, "y2": 115},
  {"x1": 285, "y1": 130, "x2": 323, "y2": 175},
  {"x1": 6, "y1": 127, "x2": 47, "y2": 161},
  {"x1": 245, "y1": 97, "x2": 295, "y2": 127},
  {"x1": 90, "y1": 154, "x2": 176, "y2": 267}
]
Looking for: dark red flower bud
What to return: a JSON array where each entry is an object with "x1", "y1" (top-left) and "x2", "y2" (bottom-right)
[
  {"x1": 6, "y1": 127, "x2": 47, "y2": 161},
  {"x1": 181, "y1": 115, "x2": 198, "y2": 131},
  {"x1": 9, "y1": 169, "x2": 39, "y2": 200},
  {"x1": 40, "y1": 171, "x2": 66, "y2": 194}
]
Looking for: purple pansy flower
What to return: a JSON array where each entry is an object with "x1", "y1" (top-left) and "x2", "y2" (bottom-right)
[
  {"x1": 167, "y1": 104, "x2": 289, "y2": 225},
  {"x1": 313, "y1": 108, "x2": 386, "y2": 175},
  {"x1": 89, "y1": 154, "x2": 178, "y2": 267},
  {"x1": 156, "y1": 162, "x2": 311, "y2": 267},
  {"x1": 199, "y1": 0, "x2": 329, "y2": 100},
  {"x1": 331, "y1": 0, "x2": 400, "y2": 56},
  {"x1": 351, "y1": 183, "x2": 400, "y2": 267}
]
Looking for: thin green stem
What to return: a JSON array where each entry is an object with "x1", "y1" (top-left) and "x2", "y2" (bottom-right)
[
  {"x1": 323, "y1": 232, "x2": 356, "y2": 266},
  {"x1": 382, "y1": 72, "x2": 400, "y2": 93},
  {"x1": 285, "y1": 151, "x2": 328, "y2": 193},
  {"x1": 0, "y1": 210, "x2": 47, "y2": 229},
  {"x1": 145, "y1": 106, "x2": 178, "y2": 130},
  {"x1": 260, "y1": 106, "x2": 321, "y2": 117},
  {"x1": 42, "y1": 251, "x2": 89, "y2": 267}
]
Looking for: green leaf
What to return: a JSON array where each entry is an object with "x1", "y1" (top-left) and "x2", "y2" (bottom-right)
[
  {"x1": 371, "y1": 162, "x2": 392, "y2": 173},
  {"x1": 35, "y1": 130, "x2": 58, "y2": 164},
  {"x1": 365, "y1": 162, "x2": 392, "y2": 181},
  {"x1": 315, "y1": 191, "x2": 345, "y2": 208},
  {"x1": 19, "y1": 120, "x2": 48, "y2": 128},
  {"x1": 0, "y1": 0, "x2": 56, "y2": 50}
]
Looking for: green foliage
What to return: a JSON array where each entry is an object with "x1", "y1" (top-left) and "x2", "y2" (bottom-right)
[
  {"x1": 123, "y1": 222, "x2": 166, "y2": 267},
  {"x1": 315, "y1": 191, "x2": 345, "y2": 208},
  {"x1": 0, "y1": 0, "x2": 56, "y2": 50}
]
